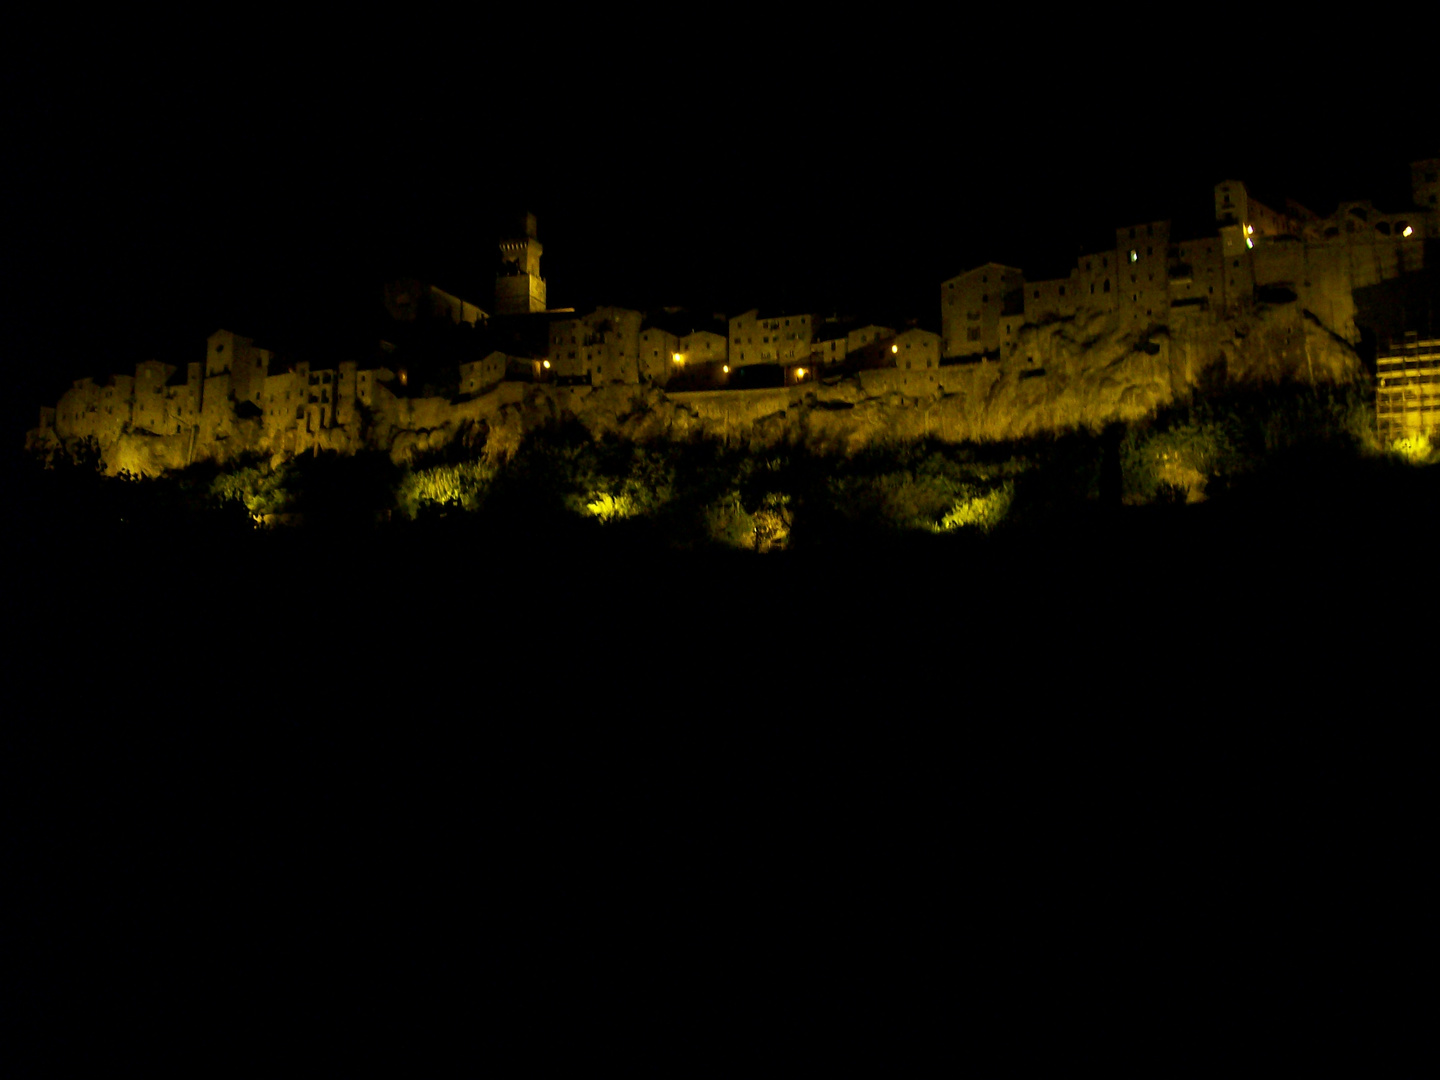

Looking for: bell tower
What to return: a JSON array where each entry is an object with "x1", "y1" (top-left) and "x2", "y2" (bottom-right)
[{"x1": 496, "y1": 212, "x2": 547, "y2": 315}]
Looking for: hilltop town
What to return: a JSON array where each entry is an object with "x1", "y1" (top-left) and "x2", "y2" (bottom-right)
[{"x1": 26, "y1": 160, "x2": 1440, "y2": 474}]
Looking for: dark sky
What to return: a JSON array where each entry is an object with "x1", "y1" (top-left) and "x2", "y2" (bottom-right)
[{"x1": 4, "y1": 18, "x2": 1436, "y2": 437}]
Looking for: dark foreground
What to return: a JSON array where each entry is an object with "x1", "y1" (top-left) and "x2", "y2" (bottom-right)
[{"x1": 3, "y1": 478, "x2": 1435, "y2": 1071}]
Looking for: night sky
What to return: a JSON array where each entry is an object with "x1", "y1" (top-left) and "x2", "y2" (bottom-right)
[{"x1": 4, "y1": 23, "x2": 1435, "y2": 438}]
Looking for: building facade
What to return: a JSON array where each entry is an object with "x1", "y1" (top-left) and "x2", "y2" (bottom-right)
[{"x1": 1376, "y1": 334, "x2": 1440, "y2": 445}]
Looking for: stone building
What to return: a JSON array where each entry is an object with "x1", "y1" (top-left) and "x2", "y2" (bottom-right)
[
  {"x1": 679, "y1": 329, "x2": 727, "y2": 366},
  {"x1": 458, "y1": 352, "x2": 509, "y2": 397},
  {"x1": 496, "y1": 212, "x2": 547, "y2": 316},
  {"x1": 727, "y1": 310, "x2": 821, "y2": 368},
  {"x1": 1114, "y1": 220, "x2": 1172, "y2": 326},
  {"x1": 814, "y1": 322, "x2": 849, "y2": 367},
  {"x1": 547, "y1": 306, "x2": 643, "y2": 384},
  {"x1": 638, "y1": 324, "x2": 681, "y2": 385},
  {"x1": 941, "y1": 162, "x2": 1439, "y2": 364},
  {"x1": 894, "y1": 327, "x2": 941, "y2": 371},
  {"x1": 940, "y1": 264, "x2": 1023, "y2": 359}
]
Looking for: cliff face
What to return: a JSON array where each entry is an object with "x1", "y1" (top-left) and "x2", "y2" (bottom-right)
[
  {"x1": 31, "y1": 301, "x2": 1365, "y2": 475},
  {"x1": 575, "y1": 301, "x2": 1365, "y2": 453}
]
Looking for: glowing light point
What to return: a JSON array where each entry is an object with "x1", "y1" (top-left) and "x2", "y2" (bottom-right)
[
  {"x1": 722, "y1": 365, "x2": 729, "y2": 373},
  {"x1": 891, "y1": 344, "x2": 899, "y2": 353},
  {"x1": 673, "y1": 353, "x2": 683, "y2": 364},
  {"x1": 1245, "y1": 224, "x2": 1254, "y2": 235},
  {"x1": 1246, "y1": 237, "x2": 1254, "y2": 249},
  {"x1": 542, "y1": 359, "x2": 551, "y2": 369},
  {"x1": 1403, "y1": 225, "x2": 1414, "y2": 237},
  {"x1": 796, "y1": 367, "x2": 806, "y2": 379}
]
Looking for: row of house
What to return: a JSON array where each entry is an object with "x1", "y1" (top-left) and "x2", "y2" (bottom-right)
[
  {"x1": 45, "y1": 329, "x2": 402, "y2": 457},
  {"x1": 526, "y1": 167, "x2": 1437, "y2": 389},
  {"x1": 33, "y1": 161, "x2": 1440, "y2": 455},
  {"x1": 940, "y1": 172, "x2": 1438, "y2": 362},
  {"x1": 535, "y1": 306, "x2": 943, "y2": 391}
]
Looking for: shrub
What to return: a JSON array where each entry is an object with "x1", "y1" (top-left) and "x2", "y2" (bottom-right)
[
  {"x1": 933, "y1": 480, "x2": 1015, "y2": 533},
  {"x1": 397, "y1": 458, "x2": 496, "y2": 518}
]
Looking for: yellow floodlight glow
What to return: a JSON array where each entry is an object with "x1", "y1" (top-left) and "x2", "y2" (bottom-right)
[
  {"x1": 673, "y1": 352, "x2": 683, "y2": 364},
  {"x1": 796, "y1": 367, "x2": 806, "y2": 379},
  {"x1": 542, "y1": 359, "x2": 551, "y2": 369},
  {"x1": 722, "y1": 365, "x2": 729, "y2": 373},
  {"x1": 1391, "y1": 434, "x2": 1433, "y2": 463},
  {"x1": 1403, "y1": 225, "x2": 1414, "y2": 237}
]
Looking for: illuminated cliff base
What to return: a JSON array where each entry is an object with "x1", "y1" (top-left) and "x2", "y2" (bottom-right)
[{"x1": 30, "y1": 303, "x2": 1365, "y2": 479}]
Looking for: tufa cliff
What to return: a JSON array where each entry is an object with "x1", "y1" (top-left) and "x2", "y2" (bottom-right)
[{"x1": 28, "y1": 299, "x2": 1364, "y2": 474}]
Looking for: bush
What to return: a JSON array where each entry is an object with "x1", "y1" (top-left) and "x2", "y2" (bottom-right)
[{"x1": 397, "y1": 458, "x2": 496, "y2": 518}]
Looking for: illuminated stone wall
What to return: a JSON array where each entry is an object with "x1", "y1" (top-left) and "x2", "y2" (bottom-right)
[
  {"x1": 1024, "y1": 275, "x2": 1079, "y2": 324},
  {"x1": 727, "y1": 310, "x2": 821, "y2": 368},
  {"x1": 1166, "y1": 236, "x2": 1226, "y2": 311},
  {"x1": 1072, "y1": 250, "x2": 1120, "y2": 316},
  {"x1": 548, "y1": 306, "x2": 642, "y2": 384},
  {"x1": 940, "y1": 264, "x2": 1024, "y2": 359},
  {"x1": 814, "y1": 326, "x2": 848, "y2": 368},
  {"x1": 495, "y1": 213, "x2": 547, "y2": 316},
  {"x1": 132, "y1": 361, "x2": 173, "y2": 434},
  {"x1": 638, "y1": 326, "x2": 680, "y2": 385},
  {"x1": 680, "y1": 330, "x2": 727, "y2": 365},
  {"x1": 458, "y1": 351, "x2": 508, "y2": 397},
  {"x1": 1114, "y1": 220, "x2": 1172, "y2": 327},
  {"x1": 894, "y1": 328, "x2": 940, "y2": 371}
]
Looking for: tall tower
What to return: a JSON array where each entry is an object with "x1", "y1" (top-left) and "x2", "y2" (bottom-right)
[{"x1": 496, "y1": 212, "x2": 547, "y2": 315}]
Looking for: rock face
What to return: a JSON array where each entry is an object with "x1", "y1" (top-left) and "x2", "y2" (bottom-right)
[
  {"x1": 31, "y1": 301, "x2": 1365, "y2": 475},
  {"x1": 610, "y1": 302, "x2": 1364, "y2": 453}
]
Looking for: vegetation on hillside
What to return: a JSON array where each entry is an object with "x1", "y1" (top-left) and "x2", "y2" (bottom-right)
[{"x1": 14, "y1": 379, "x2": 1435, "y2": 551}]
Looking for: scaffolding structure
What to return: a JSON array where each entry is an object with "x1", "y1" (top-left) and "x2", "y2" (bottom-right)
[{"x1": 1376, "y1": 333, "x2": 1440, "y2": 444}]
